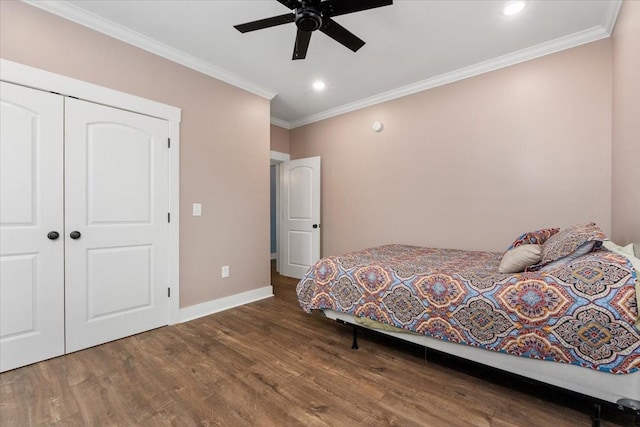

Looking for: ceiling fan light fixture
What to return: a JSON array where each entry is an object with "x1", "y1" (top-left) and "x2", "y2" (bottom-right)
[{"x1": 503, "y1": 1, "x2": 527, "y2": 16}]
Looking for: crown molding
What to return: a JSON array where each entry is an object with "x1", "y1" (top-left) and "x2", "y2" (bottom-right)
[
  {"x1": 23, "y1": 0, "x2": 277, "y2": 100},
  {"x1": 23, "y1": 0, "x2": 621, "y2": 129},
  {"x1": 270, "y1": 117, "x2": 291, "y2": 129},
  {"x1": 289, "y1": 25, "x2": 612, "y2": 128},
  {"x1": 603, "y1": 0, "x2": 622, "y2": 35}
]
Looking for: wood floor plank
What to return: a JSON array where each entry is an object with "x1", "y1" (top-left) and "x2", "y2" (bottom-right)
[
  {"x1": 69, "y1": 373, "x2": 133, "y2": 425},
  {"x1": 6, "y1": 358, "x2": 80, "y2": 425},
  {"x1": 236, "y1": 369, "x2": 326, "y2": 427},
  {"x1": 0, "y1": 261, "x2": 634, "y2": 426}
]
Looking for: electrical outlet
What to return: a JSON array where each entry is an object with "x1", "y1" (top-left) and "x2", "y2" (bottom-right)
[
  {"x1": 192, "y1": 203, "x2": 202, "y2": 216},
  {"x1": 221, "y1": 265, "x2": 229, "y2": 278}
]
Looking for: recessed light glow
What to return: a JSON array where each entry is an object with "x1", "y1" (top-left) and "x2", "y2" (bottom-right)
[
  {"x1": 312, "y1": 80, "x2": 326, "y2": 91},
  {"x1": 503, "y1": 0, "x2": 526, "y2": 16}
]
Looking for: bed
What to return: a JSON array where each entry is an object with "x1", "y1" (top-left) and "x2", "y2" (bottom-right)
[{"x1": 296, "y1": 223, "x2": 640, "y2": 423}]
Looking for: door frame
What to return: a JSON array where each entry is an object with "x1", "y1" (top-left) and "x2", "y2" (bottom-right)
[
  {"x1": 0, "y1": 59, "x2": 182, "y2": 325},
  {"x1": 270, "y1": 150, "x2": 290, "y2": 272}
]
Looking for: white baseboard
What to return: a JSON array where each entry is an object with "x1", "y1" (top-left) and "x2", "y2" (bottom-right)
[
  {"x1": 270, "y1": 252, "x2": 277, "y2": 260},
  {"x1": 179, "y1": 286, "x2": 273, "y2": 323}
]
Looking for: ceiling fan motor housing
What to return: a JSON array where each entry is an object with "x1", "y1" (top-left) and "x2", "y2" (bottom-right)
[{"x1": 295, "y1": 7, "x2": 322, "y2": 32}]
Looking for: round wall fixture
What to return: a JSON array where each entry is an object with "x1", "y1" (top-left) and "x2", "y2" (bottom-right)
[{"x1": 372, "y1": 121, "x2": 384, "y2": 133}]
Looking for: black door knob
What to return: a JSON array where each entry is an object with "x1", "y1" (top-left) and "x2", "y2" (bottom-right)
[
  {"x1": 312, "y1": 224, "x2": 319, "y2": 229},
  {"x1": 47, "y1": 231, "x2": 60, "y2": 240},
  {"x1": 70, "y1": 231, "x2": 81, "y2": 240}
]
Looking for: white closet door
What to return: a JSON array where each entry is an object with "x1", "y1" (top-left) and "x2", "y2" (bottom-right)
[
  {"x1": 64, "y1": 98, "x2": 170, "y2": 353},
  {"x1": 0, "y1": 82, "x2": 64, "y2": 372}
]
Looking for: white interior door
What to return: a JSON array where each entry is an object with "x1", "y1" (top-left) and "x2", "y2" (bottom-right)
[
  {"x1": 64, "y1": 98, "x2": 170, "y2": 353},
  {"x1": 0, "y1": 82, "x2": 65, "y2": 372},
  {"x1": 280, "y1": 156, "x2": 321, "y2": 279}
]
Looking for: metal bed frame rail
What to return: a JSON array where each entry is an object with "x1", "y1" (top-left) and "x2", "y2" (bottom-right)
[{"x1": 336, "y1": 318, "x2": 640, "y2": 427}]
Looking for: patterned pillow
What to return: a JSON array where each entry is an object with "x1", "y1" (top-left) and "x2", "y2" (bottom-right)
[
  {"x1": 506, "y1": 227, "x2": 560, "y2": 251},
  {"x1": 538, "y1": 241, "x2": 597, "y2": 272},
  {"x1": 539, "y1": 222, "x2": 606, "y2": 266}
]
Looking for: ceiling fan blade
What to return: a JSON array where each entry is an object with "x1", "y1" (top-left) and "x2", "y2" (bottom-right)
[
  {"x1": 292, "y1": 29, "x2": 312, "y2": 60},
  {"x1": 319, "y1": 19, "x2": 365, "y2": 52},
  {"x1": 234, "y1": 13, "x2": 295, "y2": 33},
  {"x1": 276, "y1": 0, "x2": 300, "y2": 10},
  {"x1": 321, "y1": 0, "x2": 393, "y2": 17}
]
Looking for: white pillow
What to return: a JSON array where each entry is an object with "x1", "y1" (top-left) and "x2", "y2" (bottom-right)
[
  {"x1": 603, "y1": 240, "x2": 640, "y2": 328},
  {"x1": 620, "y1": 242, "x2": 635, "y2": 257},
  {"x1": 499, "y1": 244, "x2": 542, "y2": 273},
  {"x1": 603, "y1": 241, "x2": 640, "y2": 271}
]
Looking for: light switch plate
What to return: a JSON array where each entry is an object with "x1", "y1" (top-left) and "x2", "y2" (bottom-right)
[
  {"x1": 221, "y1": 265, "x2": 229, "y2": 278},
  {"x1": 192, "y1": 203, "x2": 202, "y2": 216}
]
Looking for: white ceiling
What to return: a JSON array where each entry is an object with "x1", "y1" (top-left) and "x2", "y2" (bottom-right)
[{"x1": 29, "y1": 0, "x2": 620, "y2": 128}]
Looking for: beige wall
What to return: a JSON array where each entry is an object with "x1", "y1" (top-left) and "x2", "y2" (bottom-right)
[
  {"x1": 291, "y1": 40, "x2": 613, "y2": 255},
  {"x1": 0, "y1": 1, "x2": 271, "y2": 308},
  {"x1": 270, "y1": 124, "x2": 291, "y2": 154},
  {"x1": 612, "y1": 0, "x2": 640, "y2": 245}
]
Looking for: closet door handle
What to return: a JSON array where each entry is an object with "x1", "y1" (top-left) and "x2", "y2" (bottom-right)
[
  {"x1": 47, "y1": 231, "x2": 60, "y2": 240},
  {"x1": 70, "y1": 231, "x2": 82, "y2": 240}
]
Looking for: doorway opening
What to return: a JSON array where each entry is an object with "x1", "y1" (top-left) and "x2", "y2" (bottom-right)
[{"x1": 270, "y1": 150, "x2": 290, "y2": 273}]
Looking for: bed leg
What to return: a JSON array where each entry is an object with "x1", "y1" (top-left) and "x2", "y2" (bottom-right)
[
  {"x1": 351, "y1": 326, "x2": 359, "y2": 350},
  {"x1": 591, "y1": 402, "x2": 601, "y2": 427},
  {"x1": 616, "y1": 399, "x2": 640, "y2": 425}
]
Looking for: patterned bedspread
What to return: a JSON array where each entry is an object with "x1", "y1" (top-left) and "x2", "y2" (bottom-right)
[{"x1": 296, "y1": 245, "x2": 640, "y2": 374}]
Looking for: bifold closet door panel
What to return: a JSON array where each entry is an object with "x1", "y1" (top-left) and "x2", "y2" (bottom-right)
[
  {"x1": 0, "y1": 82, "x2": 65, "y2": 372},
  {"x1": 64, "y1": 98, "x2": 170, "y2": 353}
]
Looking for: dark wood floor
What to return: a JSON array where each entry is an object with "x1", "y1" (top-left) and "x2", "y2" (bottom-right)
[{"x1": 0, "y1": 262, "x2": 634, "y2": 426}]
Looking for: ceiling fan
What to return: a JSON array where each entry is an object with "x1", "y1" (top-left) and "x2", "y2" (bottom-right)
[{"x1": 234, "y1": 0, "x2": 393, "y2": 60}]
